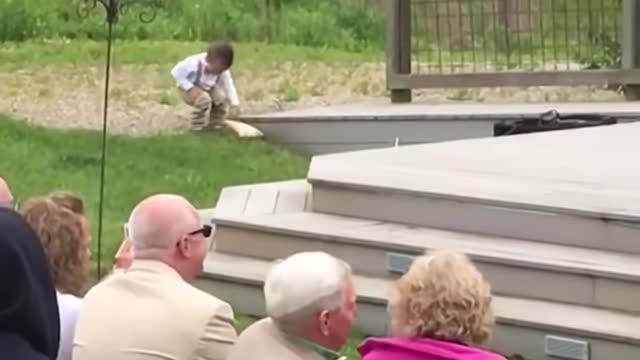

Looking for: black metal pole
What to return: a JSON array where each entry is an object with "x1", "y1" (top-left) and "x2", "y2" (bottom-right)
[
  {"x1": 77, "y1": 0, "x2": 160, "y2": 280},
  {"x1": 96, "y1": 16, "x2": 114, "y2": 280}
]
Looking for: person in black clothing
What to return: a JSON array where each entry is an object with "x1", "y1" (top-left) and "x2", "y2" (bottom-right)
[{"x1": 0, "y1": 208, "x2": 60, "y2": 360}]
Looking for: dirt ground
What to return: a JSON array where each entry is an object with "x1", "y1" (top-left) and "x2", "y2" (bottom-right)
[{"x1": 0, "y1": 63, "x2": 625, "y2": 135}]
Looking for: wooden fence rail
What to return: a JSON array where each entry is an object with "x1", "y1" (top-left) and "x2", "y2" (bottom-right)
[{"x1": 387, "y1": 0, "x2": 640, "y2": 102}]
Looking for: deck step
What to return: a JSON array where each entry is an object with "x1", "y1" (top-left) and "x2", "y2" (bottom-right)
[
  {"x1": 307, "y1": 122, "x2": 640, "y2": 253},
  {"x1": 214, "y1": 179, "x2": 311, "y2": 216},
  {"x1": 213, "y1": 211, "x2": 640, "y2": 313},
  {"x1": 195, "y1": 252, "x2": 640, "y2": 360}
]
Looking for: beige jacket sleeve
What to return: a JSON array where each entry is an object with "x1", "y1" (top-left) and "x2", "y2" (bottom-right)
[{"x1": 193, "y1": 303, "x2": 238, "y2": 360}]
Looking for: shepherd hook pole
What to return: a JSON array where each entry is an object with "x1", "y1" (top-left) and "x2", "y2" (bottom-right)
[{"x1": 76, "y1": 0, "x2": 161, "y2": 280}]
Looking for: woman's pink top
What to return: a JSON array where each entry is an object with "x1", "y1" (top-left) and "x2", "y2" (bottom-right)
[{"x1": 359, "y1": 336, "x2": 507, "y2": 360}]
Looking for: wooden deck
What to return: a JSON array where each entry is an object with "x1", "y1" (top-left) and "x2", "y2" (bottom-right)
[
  {"x1": 239, "y1": 101, "x2": 640, "y2": 155},
  {"x1": 309, "y1": 121, "x2": 640, "y2": 220}
]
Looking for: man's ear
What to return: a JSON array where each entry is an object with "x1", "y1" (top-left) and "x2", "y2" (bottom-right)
[
  {"x1": 319, "y1": 310, "x2": 331, "y2": 336},
  {"x1": 176, "y1": 236, "x2": 191, "y2": 258}
]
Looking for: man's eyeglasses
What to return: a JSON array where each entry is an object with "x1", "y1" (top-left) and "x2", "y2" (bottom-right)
[{"x1": 188, "y1": 225, "x2": 212, "y2": 238}]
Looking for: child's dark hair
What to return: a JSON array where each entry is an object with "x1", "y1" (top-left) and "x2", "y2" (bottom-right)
[{"x1": 207, "y1": 41, "x2": 234, "y2": 68}]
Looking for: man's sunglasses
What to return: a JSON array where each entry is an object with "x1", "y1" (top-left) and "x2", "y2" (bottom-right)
[{"x1": 188, "y1": 224, "x2": 212, "y2": 238}]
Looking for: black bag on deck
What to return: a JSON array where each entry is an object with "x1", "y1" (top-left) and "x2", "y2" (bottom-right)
[{"x1": 493, "y1": 109, "x2": 618, "y2": 137}]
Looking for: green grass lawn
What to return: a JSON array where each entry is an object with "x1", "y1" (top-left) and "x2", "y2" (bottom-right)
[
  {"x1": 0, "y1": 38, "x2": 582, "y2": 71},
  {"x1": 0, "y1": 113, "x2": 309, "y2": 268},
  {"x1": 0, "y1": 39, "x2": 381, "y2": 66}
]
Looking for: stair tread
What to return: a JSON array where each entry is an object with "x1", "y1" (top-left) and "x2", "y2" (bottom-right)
[
  {"x1": 215, "y1": 179, "x2": 310, "y2": 216},
  {"x1": 214, "y1": 211, "x2": 640, "y2": 281},
  {"x1": 202, "y1": 251, "x2": 640, "y2": 343}
]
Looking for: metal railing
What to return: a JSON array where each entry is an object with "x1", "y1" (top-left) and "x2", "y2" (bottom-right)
[{"x1": 387, "y1": 0, "x2": 640, "y2": 102}]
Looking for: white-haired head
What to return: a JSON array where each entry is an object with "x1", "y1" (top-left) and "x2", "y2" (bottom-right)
[{"x1": 264, "y1": 251, "x2": 352, "y2": 324}]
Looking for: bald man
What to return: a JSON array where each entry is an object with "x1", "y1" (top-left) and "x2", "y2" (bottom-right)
[
  {"x1": 0, "y1": 177, "x2": 14, "y2": 208},
  {"x1": 73, "y1": 194, "x2": 237, "y2": 360}
]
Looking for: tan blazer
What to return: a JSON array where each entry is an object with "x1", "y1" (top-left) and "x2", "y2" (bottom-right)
[
  {"x1": 227, "y1": 318, "x2": 339, "y2": 360},
  {"x1": 73, "y1": 260, "x2": 237, "y2": 360}
]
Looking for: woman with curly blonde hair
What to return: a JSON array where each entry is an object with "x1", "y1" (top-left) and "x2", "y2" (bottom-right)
[
  {"x1": 21, "y1": 192, "x2": 92, "y2": 360},
  {"x1": 359, "y1": 251, "x2": 505, "y2": 360}
]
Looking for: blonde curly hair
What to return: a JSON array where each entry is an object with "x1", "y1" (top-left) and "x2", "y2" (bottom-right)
[
  {"x1": 21, "y1": 193, "x2": 89, "y2": 296},
  {"x1": 388, "y1": 251, "x2": 495, "y2": 345}
]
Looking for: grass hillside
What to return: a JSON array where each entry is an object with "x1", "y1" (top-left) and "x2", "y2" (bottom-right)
[{"x1": 0, "y1": 113, "x2": 309, "y2": 270}]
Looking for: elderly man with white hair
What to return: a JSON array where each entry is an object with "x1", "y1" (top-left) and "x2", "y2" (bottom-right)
[
  {"x1": 227, "y1": 251, "x2": 357, "y2": 360},
  {"x1": 0, "y1": 176, "x2": 14, "y2": 208},
  {"x1": 73, "y1": 193, "x2": 237, "y2": 360}
]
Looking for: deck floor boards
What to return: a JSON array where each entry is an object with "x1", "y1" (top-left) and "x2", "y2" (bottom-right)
[{"x1": 308, "y1": 121, "x2": 640, "y2": 220}]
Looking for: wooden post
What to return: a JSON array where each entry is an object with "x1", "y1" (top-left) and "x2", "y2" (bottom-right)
[
  {"x1": 621, "y1": 0, "x2": 640, "y2": 100},
  {"x1": 386, "y1": 0, "x2": 412, "y2": 103}
]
